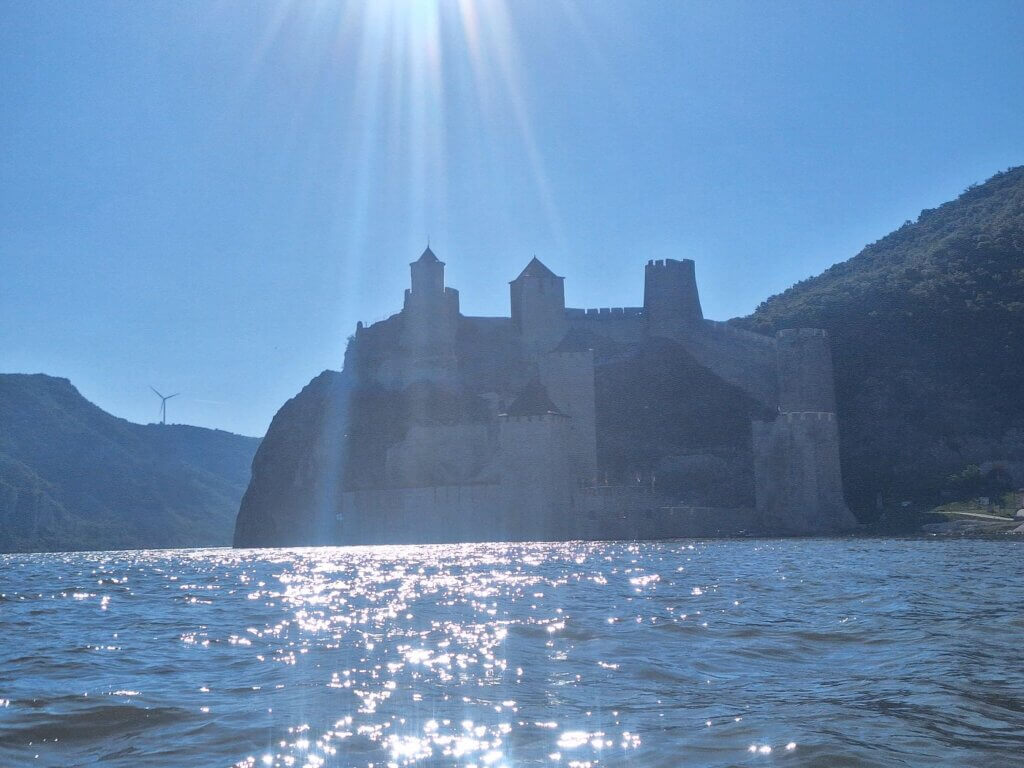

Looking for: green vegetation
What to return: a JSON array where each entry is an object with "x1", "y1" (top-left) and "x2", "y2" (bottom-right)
[
  {"x1": 0, "y1": 374, "x2": 260, "y2": 552},
  {"x1": 737, "y1": 167, "x2": 1024, "y2": 520}
]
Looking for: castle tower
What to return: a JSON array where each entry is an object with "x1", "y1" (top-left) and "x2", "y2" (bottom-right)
[
  {"x1": 509, "y1": 257, "x2": 568, "y2": 357},
  {"x1": 409, "y1": 245, "x2": 445, "y2": 299},
  {"x1": 399, "y1": 246, "x2": 460, "y2": 385},
  {"x1": 498, "y1": 379, "x2": 574, "y2": 541},
  {"x1": 752, "y1": 412, "x2": 857, "y2": 534},
  {"x1": 538, "y1": 332, "x2": 598, "y2": 483},
  {"x1": 752, "y1": 327, "x2": 856, "y2": 533},
  {"x1": 643, "y1": 258, "x2": 703, "y2": 337}
]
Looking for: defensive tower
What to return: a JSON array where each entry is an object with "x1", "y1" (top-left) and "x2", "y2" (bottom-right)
[
  {"x1": 752, "y1": 327, "x2": 855, "y2": 533},
  {"x1": 409, "y1": 245, "x2": 445, "y2": 297},
  {"x1": 499, "y1": 379, "x2": 574, "y2": 541},
  {"x1": 399, "y1": 246, "x2": 460, "y2": 383},
  {"x1": 752, "y1": 412, "x2": 855, "y2": 534},
  {"x1": 643, "y1": 258, "x2": 703, "y2": 336},
  {"x1": 510, "y1": 257, "x2": 568, "y2": 356}
]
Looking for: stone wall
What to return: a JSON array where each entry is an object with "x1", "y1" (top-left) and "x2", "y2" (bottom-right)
[
  {"x1": 565, "y1": 307, "x2": 646, "y2": 344},
  {"x1": 776, "y1": 328, "x2": 837, "y2": 413},
  {"x1": 384, "y1": 423, "x2": 498, "y2": 487},
  {"x1": 538, "y1": 350, "x2": 598, "y2": 482},
  {"x1": 670, "y1": 321, "x2": 779, "y2": 407},
  {"x1": 339, "y1": 484, "x2": 505, "y2": 544},
  {"x1": 752, "y1": 412, "x2": 857, "y2": 534},
  {"x1": 498, "y1": 413, "x2": 575, "y2": 541},
  {"x1": 575, "y1": 486, "x2": 758, "y2": 539}
]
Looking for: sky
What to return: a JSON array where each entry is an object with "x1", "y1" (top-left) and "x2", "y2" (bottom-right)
[{"x1": 2, "y1": 0, "x2": 1022, "y2": 437}]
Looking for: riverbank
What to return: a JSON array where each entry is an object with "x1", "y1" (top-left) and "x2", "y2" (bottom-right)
[{"x1": 920, "y1": 509, "x2": 1023, "y2": 536}]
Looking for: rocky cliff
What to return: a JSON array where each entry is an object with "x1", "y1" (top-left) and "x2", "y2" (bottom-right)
[
  {"x1": 233, "y1": 371, "x2": 351, "y2": 548},
  {"x1": 0, "y1": 374, "x2": 260, "y2": 553}
]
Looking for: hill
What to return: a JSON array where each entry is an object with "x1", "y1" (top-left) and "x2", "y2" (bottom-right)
[
  {"x1": 0, "y1": 374, "x2": 260, "y2": 552},
  {"x1": 738, "y1": 167, "x2": 1024, "y2": 519}
]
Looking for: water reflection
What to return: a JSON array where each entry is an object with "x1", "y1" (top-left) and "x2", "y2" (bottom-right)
[{"x1": 1, "y1": 539, "x2": 1023, "y2": 767}]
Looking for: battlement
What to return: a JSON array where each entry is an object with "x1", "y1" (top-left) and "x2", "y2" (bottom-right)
[
  {"x1": 566, "y1": 306, "x2": 645, "y2": 318},
  {"x1": 646, "y1": 258, "x2": 696, "y2": 269}
]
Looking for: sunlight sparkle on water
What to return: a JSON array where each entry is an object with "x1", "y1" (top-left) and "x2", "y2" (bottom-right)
[{"x1": 8, "y1": 540, "x2": 1020, "y2": 767}]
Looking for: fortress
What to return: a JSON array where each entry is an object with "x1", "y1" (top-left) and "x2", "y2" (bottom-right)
[{"x1": 327, "y1": 247, "x2": 857, "y2": 544}]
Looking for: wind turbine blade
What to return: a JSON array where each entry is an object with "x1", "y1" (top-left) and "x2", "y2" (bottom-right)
[
  {"x1": 167, "y1": 393, "x2": 180, "y2": 399},
  {"x1": 150, "y1": 386, "x2": 164, "y2": 398}
]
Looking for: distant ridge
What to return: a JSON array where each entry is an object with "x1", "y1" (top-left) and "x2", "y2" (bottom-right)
[
  {"x1": 739, "y1": 166, "x2": 1024, "y2": 516},
  {"x1": 0, "y1": 373, "x2": 260, "y2": 553}
]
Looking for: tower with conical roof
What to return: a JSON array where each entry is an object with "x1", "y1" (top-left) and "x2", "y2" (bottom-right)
[
  {"x1": 409, "y1": 245, "x2": 444, "y2": 298},
  {"x1": 509, "y1": 256, "x2": 568, "y2": 356},
  {"x1": 400, "y1": 245, "x2": 460, "y2": 385}
]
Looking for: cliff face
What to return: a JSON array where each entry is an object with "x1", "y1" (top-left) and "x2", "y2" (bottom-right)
[
  {"x1": 738, "y1": 166, "x2": 1024, "y2": 518},
  {"x1": 0, "y1": 373, "x2": 260, "y2": 553},
  {"x1": 233, "y1": 371, "x2": 351, "y2": 548}
]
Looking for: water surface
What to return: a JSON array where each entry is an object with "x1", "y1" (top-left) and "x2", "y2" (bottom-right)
[{"x1": 1, "y1": 538, "x2": 1022, "y2": 766}]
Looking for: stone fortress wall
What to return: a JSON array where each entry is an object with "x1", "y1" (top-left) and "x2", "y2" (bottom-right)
[
  {"x1": 537, "y1": 349, "x2": 598, "y2": 482},
  {"x1": 337, "y1": 248, "x2": 857, "y2": 541}
]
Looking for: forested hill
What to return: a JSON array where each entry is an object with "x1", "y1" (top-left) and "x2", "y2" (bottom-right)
[
  {"x1": 0, "y1": 374, "x2": 260, "y2": 553},
  {"x1": 738, "y1": 166, "x2": 1024, "y2": 518}
]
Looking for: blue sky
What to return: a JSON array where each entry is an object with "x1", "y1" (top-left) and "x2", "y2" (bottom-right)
[{"x1": 2, "y1": 0, "x2": 1022, "y2": 436}]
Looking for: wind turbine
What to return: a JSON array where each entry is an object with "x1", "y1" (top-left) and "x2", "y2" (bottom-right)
[{"x1": 150, "y1": 387, "x2": 179, "y2": 425}]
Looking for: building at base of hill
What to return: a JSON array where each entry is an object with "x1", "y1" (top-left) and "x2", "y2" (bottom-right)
[{"x1": 336, "y1": 247, "x2": 857, "y2": 542}]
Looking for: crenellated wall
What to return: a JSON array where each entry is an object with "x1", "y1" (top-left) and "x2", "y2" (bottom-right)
[{"x1": 565, "y1": 307, "x2": 646, "y2": 344}]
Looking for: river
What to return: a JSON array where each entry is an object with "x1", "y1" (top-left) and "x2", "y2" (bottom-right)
[{"x1": 1, "y1": 538, "x2": 1021, "y2": 766}]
